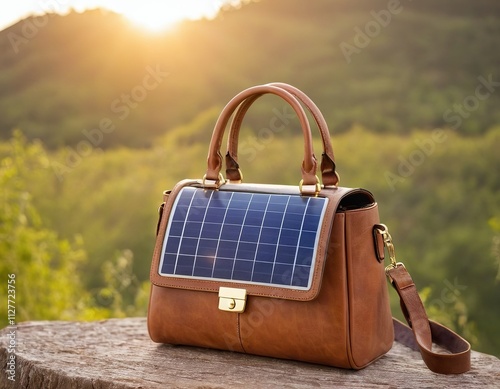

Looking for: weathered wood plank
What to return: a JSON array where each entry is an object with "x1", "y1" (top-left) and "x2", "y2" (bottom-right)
[{"x1": 1, "y1": 318, "x2": 499, "y2": 389}]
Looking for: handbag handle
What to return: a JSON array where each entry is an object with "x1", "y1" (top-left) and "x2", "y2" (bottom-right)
[
  {"x1": 205, "y1": 85, "x2": 321, "y2": 192},
  {"x1": 225, "y1": 83, "x2": 339, "y2": 186}
]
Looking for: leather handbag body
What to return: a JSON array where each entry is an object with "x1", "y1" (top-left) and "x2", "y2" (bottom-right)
[{"x1": 148, "y1": 83, "x2": 471, "y2": 374}]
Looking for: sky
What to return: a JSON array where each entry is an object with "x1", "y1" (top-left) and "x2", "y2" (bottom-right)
[{"x1": 1, "y1": 1, "x2": 237, "y2": 32}]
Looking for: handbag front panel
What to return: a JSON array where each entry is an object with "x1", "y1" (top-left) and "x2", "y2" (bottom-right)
[
  {"x1": 148, "y1": 212, "x2": 351, "y2": 367},
  {"x1": 148, "y1": 180, "x2": 391, "y2": 368}
]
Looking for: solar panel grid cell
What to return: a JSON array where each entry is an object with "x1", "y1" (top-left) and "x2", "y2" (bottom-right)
[{"x1": 159, "y1": 187, "x2": 328, "y2": 290}]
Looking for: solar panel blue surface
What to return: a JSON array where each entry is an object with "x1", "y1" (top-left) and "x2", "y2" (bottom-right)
[{"x1": 159, "y1": 187, "x2": 328, "y2": 289}]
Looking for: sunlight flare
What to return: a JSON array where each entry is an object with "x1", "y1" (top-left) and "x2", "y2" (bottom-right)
[{"x1": 108, "y1": 1, "x2": 226, "y2": 32}]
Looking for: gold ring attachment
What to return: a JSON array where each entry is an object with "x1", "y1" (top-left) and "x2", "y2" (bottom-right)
[
  {"x1": 202, "y1": 173, "x2": 226, "y2": 189},
  {"x1": 299, "y1": 175, "x2": 321, "y2": 196}
]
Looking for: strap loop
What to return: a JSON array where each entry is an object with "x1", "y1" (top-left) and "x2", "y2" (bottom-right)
[{"x1": 390, "y1": 266, "x2": 471, "y2": 374}]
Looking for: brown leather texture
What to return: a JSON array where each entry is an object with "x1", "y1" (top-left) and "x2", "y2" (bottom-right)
[{"x1": 148, "y1": 182, "x2": 393, "y2": 368}]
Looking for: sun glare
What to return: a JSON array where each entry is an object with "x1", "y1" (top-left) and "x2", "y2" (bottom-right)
[{"x1": 111, "y1": 1, "x2": 224, "y2": 32}]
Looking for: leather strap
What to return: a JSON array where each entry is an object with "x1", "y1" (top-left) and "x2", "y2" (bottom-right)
[
  {"x1": 206, "y1": 85, "x2": 319, "y2": 186},
  {"x1": 388, "y1": 265, "x2": 471, "y2": 374},
  {"x1": 225, "y1": 83, "x2": 338, "y2": 186}
]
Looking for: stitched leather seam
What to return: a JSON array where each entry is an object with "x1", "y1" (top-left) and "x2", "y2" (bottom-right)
[
  {"x1": 343, "y1": 212, "x2": 356, "y2": 369},
  {"x1": 398, "y1": 283, "x2": 415, "y2": 290},
  {"x1": 237, "y1": 313, "x2": 246, "y2": 353}
]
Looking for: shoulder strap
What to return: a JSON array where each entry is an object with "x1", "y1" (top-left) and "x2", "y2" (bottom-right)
[
  {"x1": 375, "y1": 224, "x2": 471, "y2": 374},
  {"x1": 389, "y1": 265, "x2": 471, "y2": 374}
]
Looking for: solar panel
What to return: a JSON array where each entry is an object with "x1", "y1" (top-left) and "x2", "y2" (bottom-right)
[{"x1": 159, "y1": 187, "x2": 328, "y2": 290}]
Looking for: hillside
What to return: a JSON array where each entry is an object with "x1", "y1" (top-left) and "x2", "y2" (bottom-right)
[{"x1": 1, "y1": 0, "x2": 500, "y2": 148}]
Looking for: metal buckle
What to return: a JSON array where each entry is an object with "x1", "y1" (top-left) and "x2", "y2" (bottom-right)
[
  {"x1": 218, "y1": 287, "x2": 247, "y2": 313},
  {"x1": 202, "y1": 173, "x2": 226, "y2": 189},
  {"x1": 374, "y1": 224, "x2": 406, "y2": 283},
  {"x1": 299, "y1": 175, "x2": 321, "y2": 196}
]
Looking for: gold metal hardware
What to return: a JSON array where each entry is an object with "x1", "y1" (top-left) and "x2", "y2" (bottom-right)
[
  {"x1": 299, "y1": 175, "x2": 321, "y2": 196},
  {"x1": 218, "y1": 287, "x2": 247, "y2": 313},
  {"x1": 374, "y1": 224, "x2": 406, "y2": 283},
  {"x1": 202, "y1": 173, "x2": 226, "y2": 189}
]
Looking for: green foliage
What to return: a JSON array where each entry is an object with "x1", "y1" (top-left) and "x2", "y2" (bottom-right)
[
  {"x1": 419, "y1": 286, "x2": 478, "y2": 347},
  {"x1": 1, "y1": 1, "x2": 500, "y2": 147},
  {"x1": 0, "y1": 131, "x2": 90, "y2": 324},
  {"x1": 0, "y1": 133, "x2": 149, "y2": 325},
  {"x1": 490, "y1": 217, "x2": 500, "y2": 281},
  {"x1": 94, "y1": 249, "x2": 149, "y2": 318}
]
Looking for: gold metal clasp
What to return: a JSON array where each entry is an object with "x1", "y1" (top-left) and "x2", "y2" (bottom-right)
[
  {"x1": 203, "y1": 173, "x2": 226, "y2": 189},
  {"x1": 374, "y1": 224, "x2": 405, "y2": 282},
  {"x1": 218, "y1": 287, "x2": 247, "y2": 313},
  {"x1": 299, "y1": 175, "x2": 321, "y2": 196}
]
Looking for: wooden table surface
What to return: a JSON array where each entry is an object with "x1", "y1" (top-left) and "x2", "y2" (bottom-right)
[{"x1": 1, "y1": 317, "x2": 499, "y2": 389}]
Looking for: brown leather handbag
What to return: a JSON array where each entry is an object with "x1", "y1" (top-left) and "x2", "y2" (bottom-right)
[{"x1": 148, "y1": 83, "x2": 471, "y2": 374}]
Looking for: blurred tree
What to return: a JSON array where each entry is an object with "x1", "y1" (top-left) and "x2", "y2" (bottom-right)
[
  {"x1": 0, "y1": 132, "x2": 151, "y2": 324},
  {"x1": 0, "y1": 131, "x2": 96, "y2": 325},
  {"x1": 95, "y1": 249, "x2": 149, "y2": 318},
  {"x1": 490, "y1": 217, "x2": 500, "y2": 281}
]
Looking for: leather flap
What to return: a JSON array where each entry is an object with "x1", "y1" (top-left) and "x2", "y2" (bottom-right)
[{"x1": 150, "y1": 179, "x2": 373, "y2": 301}]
